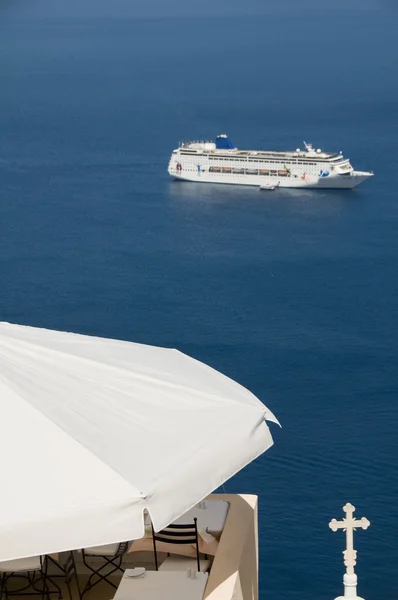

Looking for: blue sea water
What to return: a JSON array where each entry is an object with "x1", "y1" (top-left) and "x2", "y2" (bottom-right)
[{"x1": 1, "y1": 1, "x2": 398, "y2": 598}]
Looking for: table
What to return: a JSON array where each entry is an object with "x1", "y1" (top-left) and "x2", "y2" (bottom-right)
[
  {"x1": 173, "y1": 500, "x2": 229, "y2": 537},
  {"x1": 114, "y1": 569, "x2": 208, "y2": 600}
]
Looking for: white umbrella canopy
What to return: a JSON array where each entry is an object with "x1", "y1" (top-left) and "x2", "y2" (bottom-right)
[{"x1": 0, "y1": 322, "x2": 278, "y2": 562}]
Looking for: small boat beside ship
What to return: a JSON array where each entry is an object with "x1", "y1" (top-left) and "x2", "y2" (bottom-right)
[
  {"x1": 168, "y1": 134, "x2": 373, "y2": 189},
  {"x1": 260, "y1": 183, "x2": 279, "y2": 191}
]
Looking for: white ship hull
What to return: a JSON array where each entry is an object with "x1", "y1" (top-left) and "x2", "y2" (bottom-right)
[
  {"x1": 168, "y1": 135, "x2": 373, "y2": 190},
  {"x1": 169, "y1": 170, "x2": 371, "y2": 189}
]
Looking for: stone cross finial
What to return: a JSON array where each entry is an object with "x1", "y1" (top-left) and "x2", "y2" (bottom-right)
[
  {"x1": 329, "y1": 503, "x2": 370, "y2": 600},
  {"x1": 329, "y1": 503, "x2": 370, "y2": 574}
]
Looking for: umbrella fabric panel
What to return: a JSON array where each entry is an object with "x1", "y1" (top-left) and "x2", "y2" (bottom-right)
[
  {"x1": 0, "y1": 381, "x2": 145, "y2": 561},
  {"x1": 0, "y1": 323, "x2": 274, "y2": 494}
]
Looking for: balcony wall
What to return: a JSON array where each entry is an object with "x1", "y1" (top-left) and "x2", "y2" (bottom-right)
[{"x1": 205, "y1": 494, "x2": 258, "y2": 600}]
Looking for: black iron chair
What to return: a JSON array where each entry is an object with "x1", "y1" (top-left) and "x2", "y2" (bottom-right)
[
  {"x1": 0, "y1": 574, "x2": 6, "y2": 600},
  {"x1": 64, "y1": 552, "x2": 81, "y2": 600},
  {"x1": 151, "y1": 518, "x2": 201, "y2": 572},
  {"x1": 0, "y1": 556, "x2": 61, "y2": 599},
  {"x1": 80, "y1": 542, "x2": 129, "y2": 597}
]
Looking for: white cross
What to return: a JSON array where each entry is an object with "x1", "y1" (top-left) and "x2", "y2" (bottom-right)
[{"x1": 329, "y1": 503, "x2": 370, "y2": 574}]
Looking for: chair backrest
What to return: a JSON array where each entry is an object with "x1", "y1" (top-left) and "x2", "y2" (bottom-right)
[
  {"x1": 64, "y1": 552, "x2": 81, "y2": 600},
  {"x1": 151, "y1": 518, "x2": 200, "y2": 572},
  {"x1": 114, "y1": 541, "x2": 130, "y2": 558}
]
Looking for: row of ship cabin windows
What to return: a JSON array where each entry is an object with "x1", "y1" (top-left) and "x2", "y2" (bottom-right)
[
  {"x1": 179, "y1": 154, "x2": 328, "y2": 166},
  {"x1": 209, "y1": 166, "x2": 293, "y2": 177},
  {"x1": 202, "y1": 157, "x2": 323, "y2": 166}
]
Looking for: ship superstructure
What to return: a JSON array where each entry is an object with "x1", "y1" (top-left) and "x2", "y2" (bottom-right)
[{"x1": 168, "y1": 134, "x2": 373, "y2": 189}]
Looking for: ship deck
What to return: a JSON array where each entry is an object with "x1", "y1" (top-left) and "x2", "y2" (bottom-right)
[{"x1": 180, "y1": 148, "x2": 341, "y2": 162}]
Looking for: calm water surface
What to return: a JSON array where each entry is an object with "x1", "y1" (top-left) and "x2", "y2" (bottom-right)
[{"x1": 1, "y1": 1, "x2": 398, "y2": 598}]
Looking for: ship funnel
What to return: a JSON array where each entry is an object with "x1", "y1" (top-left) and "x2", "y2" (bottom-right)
[{"x1": 216, "y1": 134, "x2": 237, "y2": 150}]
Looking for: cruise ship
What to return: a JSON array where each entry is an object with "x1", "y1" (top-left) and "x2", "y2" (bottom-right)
[{"x1": 168, "y1": 134, "x2": 373, "y2": 189}]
